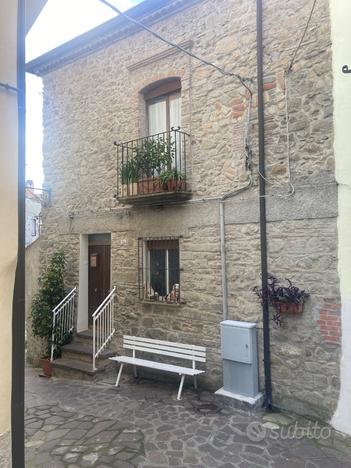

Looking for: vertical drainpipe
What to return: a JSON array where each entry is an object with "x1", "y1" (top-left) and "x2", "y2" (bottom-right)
[
  {"x1": 12, "y1": 0, "x2": 26, "y2": 465},
  {"x1": 256, "y1": 0, "x2": 273, "y2": 408}
]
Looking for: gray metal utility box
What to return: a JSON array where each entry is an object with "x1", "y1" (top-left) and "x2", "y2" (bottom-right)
[{"x1": 220, "y1": 320, "x2": 259, "y2": 398}]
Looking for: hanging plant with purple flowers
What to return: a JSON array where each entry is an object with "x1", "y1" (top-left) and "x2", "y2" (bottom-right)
[{"x1": 253, "y1": 275, "x2": 310, "y2": 326}]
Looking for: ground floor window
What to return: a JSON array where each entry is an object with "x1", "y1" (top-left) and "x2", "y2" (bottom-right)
[{"x1": 138, "y1": 237, "x2": 180, "y2": 303}]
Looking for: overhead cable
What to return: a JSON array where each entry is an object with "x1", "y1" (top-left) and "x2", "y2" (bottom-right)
[
  {"x1": 286, "y1": 0, "x2": 318, "y2": 73},
  {"x1": 97, "y1": 0, "x2": 252, "y2": 94}
]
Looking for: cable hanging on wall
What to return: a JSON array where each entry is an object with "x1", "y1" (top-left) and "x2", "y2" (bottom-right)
[
  {"x1": 98, "y1": 0, "x2": 254, "y2": 193},
  {"x1": 0, "y1": 82, "x2": 19, "y2": 93},
  {"x1": 259, "y1": 0, "x2": 318, "y2": 198}
]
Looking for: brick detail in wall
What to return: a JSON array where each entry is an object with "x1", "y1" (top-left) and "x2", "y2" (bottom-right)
[
  {"x1": 317, "y1": 303, "x2": 341, "y2": 345},
  {"x1": 230, "y1": 77, "x2": 279, "y2": 119}
]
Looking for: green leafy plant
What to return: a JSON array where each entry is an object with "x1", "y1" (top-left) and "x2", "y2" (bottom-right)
[
  {"x1": 253, "y1": 275, "x2": 310, "y2": 326},
  {"x1": 134, "y1": 138, "x2": 174, "y2": 178},
  {"x1": 120, "y1": 158, "x2": 138, "y2": 184},
  {"x1": 159, "y1": 168, "x2": 185, "y2": 185},
  {"x1": 31, "y1": 251, "x2": 67, "y2": 358}
]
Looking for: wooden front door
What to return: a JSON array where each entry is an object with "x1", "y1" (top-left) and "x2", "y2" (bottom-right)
[{"x1": 88, "y1": 244, "x2": 111, "y2": 323}]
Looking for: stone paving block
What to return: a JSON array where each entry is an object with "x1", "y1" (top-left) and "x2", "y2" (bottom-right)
[{"x1": 24, "y1": 368, "x2": 351, "y2": 468}]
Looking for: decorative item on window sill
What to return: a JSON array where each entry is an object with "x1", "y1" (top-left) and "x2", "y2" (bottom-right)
[
  {"x1": 143, "y1": 282, "x2": 180, "y2": 304},
  {"x1": 253, "y1": 275, "x2": 310, "y2": 327}
]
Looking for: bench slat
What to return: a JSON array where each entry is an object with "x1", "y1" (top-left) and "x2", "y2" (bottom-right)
[
  {"x1": 124, "y1": 344, "x2": 206, "y2": 362},
  {"x1": 109, "y1": 356, "x2": 205, "y2": 376},
  {"x1": 124, "y1": 339, "x2": 206, "y2": 358},
  {"x1": 124, "y1": 335, "x2": 206, "y2": 352}
]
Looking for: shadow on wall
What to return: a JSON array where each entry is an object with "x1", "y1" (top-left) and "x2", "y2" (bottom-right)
[{"x1": 25, "y1": 238, "x2": 45, "y2": 366}]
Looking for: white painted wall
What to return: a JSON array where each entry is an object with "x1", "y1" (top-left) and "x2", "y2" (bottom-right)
[
  {"x1": 0, "y1": 0, "x2": 18, "y2": 437},
  {"x1": 77, "y1": 235, "x2": 89, "y2": 332},
  {"x1": 25, "y1": 197, "x2": 41, "y2": 246},
  {"x1": 330, "y1": 0, "x2": 351, "y2": 436}
]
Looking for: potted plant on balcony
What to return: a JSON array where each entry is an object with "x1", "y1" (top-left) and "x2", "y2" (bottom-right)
[
  {"x1": 253, "y1": 275, "x2": 310, "y2": 326},
  {"x1": 120, "y1": 158, "x2": 138, "y2": 197},
  {"x1": 135, "y1": 138, "x2": 174, "y2": 194},
  {"x1": 31, "y1": 251, "x2": 67, "y2": 377},
  {"x1": 160, "y1": 168, "x2": 186, "y2": 192}
]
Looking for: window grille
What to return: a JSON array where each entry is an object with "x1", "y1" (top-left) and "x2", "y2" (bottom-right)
[{"x1": 138, "y1": 237, "x2": 180, "y2": 304}]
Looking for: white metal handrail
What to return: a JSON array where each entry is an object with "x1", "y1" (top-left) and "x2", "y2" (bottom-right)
[
  {"x1": 50, "y1": 287, "x2": 77, "y2": 362},
  {"x1": 93, "y1": 287, "x2": 116, "y2": 371}
]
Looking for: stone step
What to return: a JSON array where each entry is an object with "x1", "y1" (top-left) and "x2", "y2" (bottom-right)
[
  {"x1": 75, "y1": 328, "x2": 93, "y2": 342},
  {"x1": 52, "y1": 357, "x2": 113, "y2": 382},
  {"x1": 61, "y1": 342, "x2": 115, "y2": 364}
]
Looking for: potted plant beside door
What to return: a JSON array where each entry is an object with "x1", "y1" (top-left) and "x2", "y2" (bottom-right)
[{"x1": 31, "y1": 251, "x2": 67, "y2": 377}]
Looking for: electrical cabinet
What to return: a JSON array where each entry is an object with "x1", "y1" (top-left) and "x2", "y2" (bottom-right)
[{"x1": 220, "y1": 320, "x2": 259, "y2": 398}]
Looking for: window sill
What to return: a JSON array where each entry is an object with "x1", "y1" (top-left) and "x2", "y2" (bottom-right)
[{"x1": 141, "y1": 300, "x2": 184, "y2": 307}]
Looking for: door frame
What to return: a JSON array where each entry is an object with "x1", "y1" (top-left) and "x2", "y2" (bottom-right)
[{"x1": 77, "y1": 233, "x2": 112, "y2": 332}]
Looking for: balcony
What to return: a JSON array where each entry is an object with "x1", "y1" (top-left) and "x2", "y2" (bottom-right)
[{"x1": 116, "y1": 128, "x2": 191, "y2": 206}]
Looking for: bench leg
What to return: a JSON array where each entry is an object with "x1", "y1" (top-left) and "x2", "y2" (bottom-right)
[
  {"x1": 133, "y1": 365, "x2": 138, "y2": 379},
  {"x1": 193, "y1": 375, "x2": 198, "y2": 390},
  {"x1": 177, "y1": 374, "x2": 185, "y2": 400},
  {"x1": 115, "y1": 363, "x2": 124, "y2": 387}
]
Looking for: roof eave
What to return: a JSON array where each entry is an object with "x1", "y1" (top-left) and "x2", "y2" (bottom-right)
[{"x1": 26, "y1": 0, "x2": 199, "y2": 77}]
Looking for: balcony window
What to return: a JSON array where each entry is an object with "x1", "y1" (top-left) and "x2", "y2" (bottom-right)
[
  {"x1": 138, "y1": 237, "x2": 180, "y2": 304},
  {"x1": 145, "y1": 78, "x2": 181, "y2": 134},
  {"x1": 116, "y1": 78, "x2": 190, "y2": 205}
]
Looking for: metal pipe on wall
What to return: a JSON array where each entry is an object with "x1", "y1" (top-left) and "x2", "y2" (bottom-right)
[
  {"x1": 256, "y1": 0, "x2": 273, "y2": 409},
  {"x1": 220, "y1": 201, "x2": 228, "y2": 320}
]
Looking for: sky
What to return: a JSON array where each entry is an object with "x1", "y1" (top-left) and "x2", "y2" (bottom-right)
[{"x1": 26, "y1": 0, "x2": 141, "y2": 187}]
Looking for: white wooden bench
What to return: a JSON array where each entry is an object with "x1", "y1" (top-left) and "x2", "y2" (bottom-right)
[{"x1": 109, "y1": 335, "x2": 206, "y2": 400}]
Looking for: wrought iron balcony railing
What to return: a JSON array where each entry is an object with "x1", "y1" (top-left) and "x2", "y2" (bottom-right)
[{"x1": 116, "y1": 128, "x2": 191, "y2": 205}]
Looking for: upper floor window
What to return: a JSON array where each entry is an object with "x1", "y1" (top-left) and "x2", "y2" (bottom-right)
[{"x1": 143, "y1": 78, "x2": 181, "y2": 135}]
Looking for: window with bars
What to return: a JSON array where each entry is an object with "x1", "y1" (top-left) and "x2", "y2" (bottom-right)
[{"x1": 138, "y1": 237, "x2": 180, "y2": 303}]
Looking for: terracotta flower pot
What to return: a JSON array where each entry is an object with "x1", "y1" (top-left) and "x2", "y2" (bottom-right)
[
  {"x1": 39, "y1": 357, "x2": 52, "y2": 377},
  {"x1": 166, "y1": 178, "x2": 185, "y2": 192},
  {"x1": 138, "y1": 177, "x2": 163, "y2": 194},
  {"x1": 274, "y1": 302, "x2": 304, "y2": 314}
]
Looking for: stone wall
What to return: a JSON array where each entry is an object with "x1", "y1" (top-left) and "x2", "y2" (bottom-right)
[{"x1": 37, "y1": 0, "x2": 340, "y2": 421}]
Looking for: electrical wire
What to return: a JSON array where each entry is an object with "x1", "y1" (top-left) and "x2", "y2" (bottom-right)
[
  {"x1": 286, "y1": 0, "x2": 318, "y2": 73},
  {"x1": 97, "y1": 0, "x2": 253, "y2": 95},
  {"x1": 0, "y1": 82, "x2": 19, "y2": 93},
  {"x1": 283, "y1": 72, "x2": 295, "y2": 195},
  {"x1": 99, "y1": 0, "x2": 254, "y2": 201},
  {"x1": 258, "y1": 72, "x2": 295, "y2": 198},
  {"x1": 259, "y1": 0, "x2": 319, "y2": 199}
]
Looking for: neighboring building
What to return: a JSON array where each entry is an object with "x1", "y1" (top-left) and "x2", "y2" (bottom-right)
[
  {"x1": 26, "y1": 0, "x2": 351, "y2": 431},
  {"x1": 25, "y1": 180, "x2": 42, "y2": 246}
]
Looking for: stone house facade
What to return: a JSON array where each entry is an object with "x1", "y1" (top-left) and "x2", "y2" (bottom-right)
[
  {"x1": 27, "y1": 0, "x2": 341, "y2": 423},
  {"x1": 25, "y1": 181, "x2": 42, "y2": 246}
]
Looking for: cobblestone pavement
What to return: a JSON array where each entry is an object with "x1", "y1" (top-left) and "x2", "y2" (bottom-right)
[
  {"x1": 24, "y1": 368, "x2": 351, "y2": 467},
  {"x1": 0, "y1": 432, "x2": 11, "y2": 468}
]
